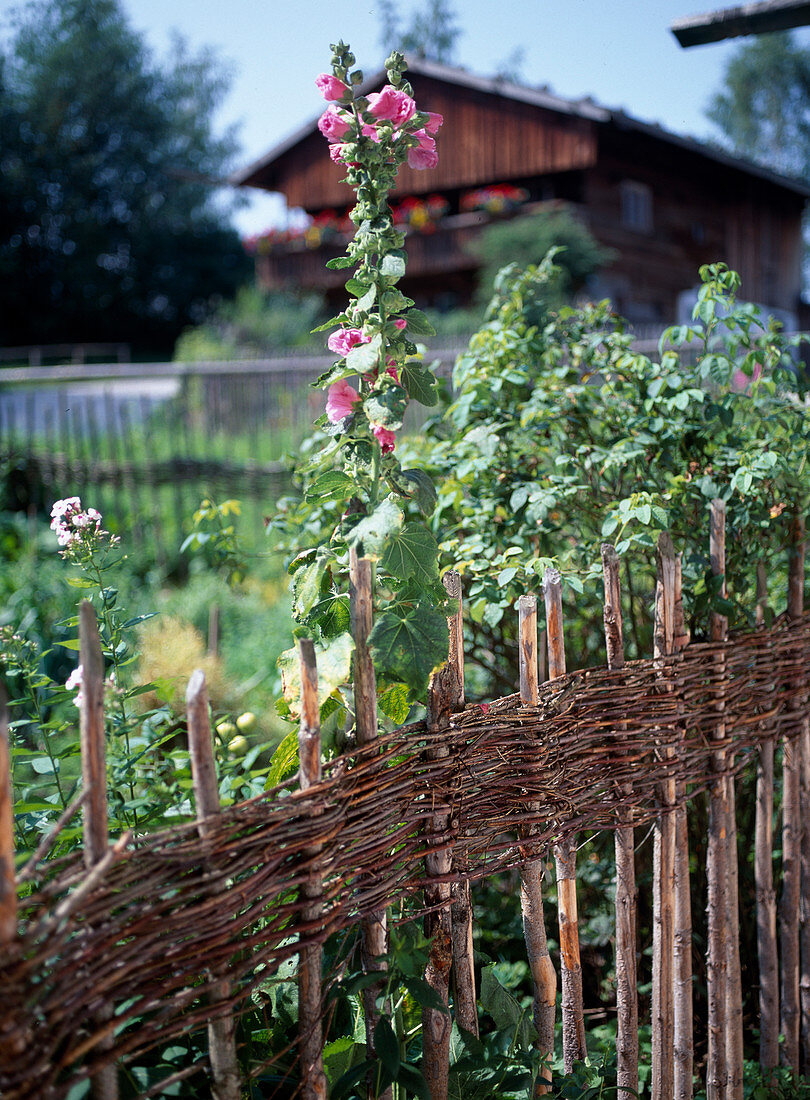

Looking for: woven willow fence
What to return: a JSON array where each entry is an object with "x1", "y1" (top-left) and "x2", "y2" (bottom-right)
[{"x1": 0, "y1": 502, "x2": 808, "y2": 1100}]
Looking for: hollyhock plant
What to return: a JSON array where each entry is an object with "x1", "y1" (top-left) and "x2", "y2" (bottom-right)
[
  {"x1": 317, "y1": 104, "x2": 351, "y2": 142},
  {"x1": 326, "y1": 379, "x2": 360, "y2": 422},
  {"x1": 407, "y1": 131, "x2": 438, "y2": 171},
  {"x1": 327, "y1": 327, "x2": 369, "y2": 357},
  {"x1": 366, "y1": 85, "x2": 416, "y2": 127},
  {"x1": 315, "y1": 72, "x2": 349, "y2": 101},
  {"x1": 372, "y1": 425, "x2": 397, "y2": 453}
]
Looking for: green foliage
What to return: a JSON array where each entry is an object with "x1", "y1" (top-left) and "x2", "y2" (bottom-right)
[
  {"x1": 0, "y1": 0, "x2": 249, "y2": 351},
  {"x1": 173, "y1": 286, "x2": 328, "y2": 360},
  {"x1": 472, "y1": 208, "x2": 615, "y2": 321},
  {"x1": 378, "y1": 0, "x2": 462, "y2": 63},
  {"x1": 181, "y1": 497, "x2": 247, "y2": 585}
]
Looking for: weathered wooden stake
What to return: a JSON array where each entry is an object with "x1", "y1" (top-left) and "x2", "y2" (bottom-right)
[
  {"x1": 0, "y1": 689, "x2": 15, "y2": 947},
  {"x1": 652, "y1": 536, "x2": 677, "y2": 1100},
  {"x1": 296, "y1": 640, "x2": 328, "y2": 1100},
  {"x1": 445, "y1": 573, "x2": 478, "y2": 1039},
  {"x1": 544, "y1": 569, "x2": 587, "y2": 1072},
  {"x1": 755, "y1": 565, "x2": 779, "y2": 1070},
  {"x1": 79, "y1": 601, "x2": 118, "y2": 1100},
  {"x1": 518, "y1": 594, "x2": 556, "y2": 1094},
  {"x1": 601, "y1": 544, "x2": 638, "y2": 1099},
  {"x1": 349, "y1": 548, "x2": 391, "y2": 1100},
  {"x1": 186, "y1": 669, "x2": 241, "y2": 1100}
]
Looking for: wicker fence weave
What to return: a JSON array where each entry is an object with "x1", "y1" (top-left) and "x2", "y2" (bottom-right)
[{"x1": 1, "y1": 614, "x2": 808, "y2": 1097}]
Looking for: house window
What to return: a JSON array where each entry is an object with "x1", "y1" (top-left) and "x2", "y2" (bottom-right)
[{"x1": 620, "y1": 181, "x2": 653, "y2": 233}]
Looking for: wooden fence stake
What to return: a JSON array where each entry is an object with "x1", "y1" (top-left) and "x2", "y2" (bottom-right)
[
  {"x1": 186, "y1": 669, "x2": 241, "y2": 1100},
  {"x1": 544, "y1": 569, "x2": 587, "y2": 1072},
  {"x1": 518, "y1": 594, "x2": 556, "y2": 1094},
  {"x1": 296, "y1": 640, "x2": 328, "y2": 1100},
  {"x1": 0, "y1": 688, "x2": 15, "y2": 947},
  {"x1": 348, "y1": 549, "x2": 391, "y2": 1100},
  {"x1": 79, "y1": 601, "x2": 118, "y2": 1100},
  {"x1": 444, "y1": 572, "x2": 478, "y2": 1039},
  {"x1": 755, "y1": 565, "x2": 779, "y2": 1070},
  {"x1": 601, "y1": 545, "x2": 638, "y2": 1099},
  {"x1": 422, "y1": 571, "x2": 465, "y2": 1100},
  {"x1": 652, "y1": 535, "x2": 677, "y2": 1100}
]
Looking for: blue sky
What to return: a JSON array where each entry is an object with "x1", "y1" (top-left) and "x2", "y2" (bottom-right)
[{"x1": 3, "y1": 0, "x2": 809, "y2": 235}]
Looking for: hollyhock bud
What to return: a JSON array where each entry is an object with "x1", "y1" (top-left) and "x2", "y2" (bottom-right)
[
  {"x1": 318, "y1": 104, "x2": 351, "y2": 143},
  {"x1": 326, "y1": 379, "x2": 360, "y2": 422},
  {"x1": 366, "y1": 85, "x2": 416, "y2": 127},
  {"x1": 315, "y1": 73, "x2": 349, "y2": 101}
]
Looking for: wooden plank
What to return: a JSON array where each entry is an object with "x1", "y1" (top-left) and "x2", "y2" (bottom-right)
[
  {"x1": 601, "y1": 544, "x2": 638, "y2": 1098},
  {"x1": 544, "y1": 568, "x2": 587, "y2": 1072},
  {"x1": 296, "y1": 641, "x2": 328, "y2": 1100},
  {"x1": 186, "y1": 670, "x2": 241, "y2": 1100},
  {"x1": 518, "y1": 593, "x2": 555, "y2": 1094}
]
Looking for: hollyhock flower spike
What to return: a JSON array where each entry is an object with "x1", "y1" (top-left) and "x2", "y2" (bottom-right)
[
  {"x1": 315, "y1": 73, "x2": 349, "y2": 101},
  {"x1": 326, "y1": 379, "x2": 360, "y2": 423}
]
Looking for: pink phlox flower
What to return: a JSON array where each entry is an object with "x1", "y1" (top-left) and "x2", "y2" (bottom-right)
[
  {"x1": 318, "y1": 105, "x2": 352, "y2": 143},
  {"x1": 66, "y1": 665, "x2": 84, "y2": 707},
  {"x1": 424, "y1": 112, "x2": 443, "y2": 134},
  {"x1": 366, "y1": 86, "x2": 416, "y2": 127},
  {"x1": 407, "y1": 130, "x2": 439, "y2": 170},
  {"x1": 326, "y1": 379, "x2": 360, "y2": 423},
  {"x1": 372, "y1": 425, "x2": 397, "y2": 453},
  {"x1": 315, "y1": 73, "x2": 349, "y2": 101},
  {"x1": 327, "y1": 327, "x2": 369, "y2": 358}
]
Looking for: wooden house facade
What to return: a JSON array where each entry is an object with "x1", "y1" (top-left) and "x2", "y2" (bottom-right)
[{"x1": 232, "y1": 57, "x2": 809, "y2": 328}]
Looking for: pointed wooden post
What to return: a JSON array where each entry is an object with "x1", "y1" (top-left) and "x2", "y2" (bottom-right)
[
  {"x1": 445, "y1": 573, "x2": 478, "y2": 1039},
  {"x1": 518, "y1": 593, "x2": 556, "y2": 1094},
  {"x1": 349, "y1": 549, "x2": 391, "y2": 1100},
  {"x1": 755, "y1": 565, "x2": 779, "y2": 1070},
  {"x1": 296, "y1": 640, "x2": 328, "y2": 1100},
  {"x1": 186, "y1": 670, "x2": 241, "y2": 1100},
  {"x1": 79, "y1": 601, "x2": 118, "y2": 1100},
  {"x1": 652, "y1": 536, "x2": 677, "y2": 1100},
  {"x1": 0, "y1": 689, "x2": 15, "y2": 947},
  {"x1": 544, "y1": 569, "x2": 587, "y2": 1072},
  {"x1": 601, "y1": 545, "x2": 638, "y2": 1099}
]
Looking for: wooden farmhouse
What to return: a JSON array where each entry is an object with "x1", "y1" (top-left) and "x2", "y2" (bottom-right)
[{"x1": 232, "y1": 56, "x2": 809, "y2": 329}]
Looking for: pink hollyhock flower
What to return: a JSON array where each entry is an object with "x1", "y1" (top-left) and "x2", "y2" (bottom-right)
[
  {"x1": 329, "y1": 143, "x2": 347, "y2": 164},
  {"x1": 318, "y1": 105, "x2": 351, "y2": 143},
  {"x1": 731, "y1": 361, "x2": 763, "y2": 391},
  {"x1": 366, "y1": 86, "x2": 416, "y2": 127},
  {"x1": 407, "y1": 131, "x2": 438, "y2": 170},
  {"x1": 372, "y1": 425, "x2": 397, "y2": 453},
  {"x1": 361, "y1": 123, "x2": 381, "y2": 143},
  {"x1": 327, "y1": 327, "x2": 369, "y2": 358},
  {"x1": 315, "y1": 73, "x2": 349, "y2": 101},
  {"x1": 425, "y1": 112, "x2": 443, "y2": 134},
  {"x1": 326, "y1": 380, "x2": 360, "y2": 422},
  {"x1": 393, "y1": 318, "x2": 407, "y2": 330}
]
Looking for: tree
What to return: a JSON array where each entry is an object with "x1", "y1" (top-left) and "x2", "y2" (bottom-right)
[
  {"x1": 0, "y1": 0, "x2": 250, "y2": 354},
  {"x1": 378, "y1": 0, "x2": 462, "y2": 64},
  {"x1": 707, "y1": 31, "x2": 810, "y2": 180}
]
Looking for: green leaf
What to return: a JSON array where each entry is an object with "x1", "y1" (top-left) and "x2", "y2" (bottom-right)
[
  {"x1": 369, "y1": 603, "x2": 449, "y2": 692},
  {"x1": 56, "y1": 639, "x2": 82, "y2": 651},
  {"x1": 378, "y1": 682, "x2": 411, "y2": 724},
  {"x1": 400, "y1": 362, "x2": 437, "y2": 406},
  {"x1": 325, "y1": 255, "x2": 354, "y2": 270},
  {"x1": 396, "y1": 469, "x2": 437, "y2": 516},
  {"x1": 381, "y1": 251, "x2": 407, "y2": 278},
  {"x1": 291, "y1": 558, "x2": 325, "y2": 619},
  {"x1": 332, "y1": 1062, "x2": 373, "y2": 1100},
  {"x1": 402, "y1": 307, "x2": 436, "y2": 336},
  {"x1": 30, "y1": 756, "x2": 58, "y2": 774},
  {"x1": 277, "y1": 632, "x2": 354, "y2": 718},
  {"x1": 374, "y1": 1017, "x2": 400, "y2": 1077},
  {"x1": 395, "y1": 1064, "x2": 432, "y2": 1100},
  {"x1": 381, "y1": 522, "x2": 439, "y2": 586},
  {"x1": 311, "y1": 595, "x2": 351, "y2": 639},
  {"x1": 636, "y1": 503, "x2": 652, "y2": 525},
  {"x1": 403, "y1": 976, "x2": 451, "y2": 1014},
  {"x1": 323, "y1": 1036, "x2": 359, "y2": 1086},
  {"x1": 365, "y1": 384, "x2": 408, "y2": 430},
  {"x1": 357, "y1": 285, "x2": 376, "y2": 312},
  {"x1": 305, "y1": 471, "x2": 357, "y2": 503},
  {"x1": 65, "y1": 577, "x2": 96, "y2": 589},
  {"x1": 480, "y1": 965, "x2": 536, "y2": 1050},
  {"x1": 346, "y1": 340, "x2": 380, "y2": 374},
  {"x1": 265, "y1": 730, "x2": 298, "y2": 787},
  {"x1": 346, "y1": 498, "x2": 404, "y2": 559}
]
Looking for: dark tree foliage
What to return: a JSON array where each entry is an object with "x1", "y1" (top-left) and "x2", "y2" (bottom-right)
[
  {"x1": 0, "y1": 0, "x2": 250, "y2": 354},
  {"x1": 707, "y1": 30, "x2": 810, "y2": 180}
]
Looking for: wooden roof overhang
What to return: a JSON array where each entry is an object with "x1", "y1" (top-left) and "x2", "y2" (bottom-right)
[{"x1": 671, "y1": 0, "x2": 810, "y2": 46}]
